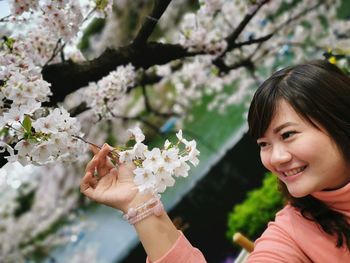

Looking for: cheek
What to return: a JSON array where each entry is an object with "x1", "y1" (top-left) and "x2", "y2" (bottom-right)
[{"x1": 260, "y1": 151, "x2": 272, "y2": 171}]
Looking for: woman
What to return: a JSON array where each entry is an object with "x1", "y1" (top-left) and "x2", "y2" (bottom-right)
[{"x1": 81, "y1": 60, "x2": 350, "y2": 262}]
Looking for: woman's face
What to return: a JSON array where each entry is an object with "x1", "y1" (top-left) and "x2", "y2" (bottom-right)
[{"x1": 257, "y1": 100, "x2": 350, "y2": 198}]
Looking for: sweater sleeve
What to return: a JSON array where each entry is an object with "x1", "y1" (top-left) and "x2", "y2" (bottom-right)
[
  {"x1": 146, "y1": 231, "x2": 207, "y2": 263},
  {"x1": 247, "y1": 209, "x2": 311, "y2": 263}
]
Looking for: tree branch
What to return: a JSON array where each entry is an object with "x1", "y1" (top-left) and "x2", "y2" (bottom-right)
[
  {"x1": 232, "y1": 33, "x2": 273, "y2": 49},
  {"x1": 133, "y1": 0, "x2": 173, "y2": 47},
  {"x1": 42, "y1": 42, "x2": 197, "y2": 105},
  {"x1": 224, "y1": 0, "x2": 270, "y2": 52},
  {"x1": 42, "y1": 0, "x2": 322, "y2": 107},
  {"x1": 214, "y1": 0, "x2": 324, "y2": 74}
]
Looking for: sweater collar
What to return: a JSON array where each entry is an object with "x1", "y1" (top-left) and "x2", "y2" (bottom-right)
[{"x1": 311, "y1": 181, "x2": 350, "y2": 214}]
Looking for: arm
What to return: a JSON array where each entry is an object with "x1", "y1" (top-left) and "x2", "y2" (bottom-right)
[
  {"x1": 80, "y1": 144, "x2": 206, "y2": 262},
  {"x1": 127, "y1": 192, "x2": 181, "y2": 262},
  {"x1": 247, "y1": 213, "x2": 311, "y2": 263}
]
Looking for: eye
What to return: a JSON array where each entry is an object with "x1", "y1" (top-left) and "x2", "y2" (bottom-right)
[
  {"x1": 281, "y1": 131, "x2": 297, "y2": 140},
  {"x1": 257, "y1": 141, "x2": 268, "y2": 148}
]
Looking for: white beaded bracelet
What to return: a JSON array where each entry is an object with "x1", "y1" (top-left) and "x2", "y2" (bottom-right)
[{"x1": 123, "y1": 195, "x2": 164, "y2": 225}]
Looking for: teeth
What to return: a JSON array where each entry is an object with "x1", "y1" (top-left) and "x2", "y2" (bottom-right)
[{"x1": 284, "y1": 166, "x2": 306, "y2": 177}]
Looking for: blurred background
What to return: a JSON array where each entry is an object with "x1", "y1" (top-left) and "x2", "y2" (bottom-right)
[{"x1": 1, "y1": 0, "x2": 350, "y2": 262}]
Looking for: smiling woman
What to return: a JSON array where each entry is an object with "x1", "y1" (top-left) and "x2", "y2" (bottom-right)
[{"x1": 247, "y1": 59, "x2": 350, "y2": 261}]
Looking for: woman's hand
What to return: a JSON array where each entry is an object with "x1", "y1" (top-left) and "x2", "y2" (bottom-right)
[{"x1": 80, "y1": 143, "x2": 139, "y2": 213}]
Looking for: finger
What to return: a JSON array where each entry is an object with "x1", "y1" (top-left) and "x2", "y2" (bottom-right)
[
  {"x1": 85, "y1": 158, "x2": 98, "y2": 174},
  {"x1": 90, "y1": 145, "x2": 100, "y2": 155},
  {"x1": 98, "y1": 143, "x2": 121, "y2": 166},
  {"x1": 97, "y1": 144, "x2": 116, "y2": 173},
  {"x1": 80, "y1": 172, "x2": 95, "y2": 199},
  {"x1": 98, "y1": 144, "x2": 111, "y2": 160}
]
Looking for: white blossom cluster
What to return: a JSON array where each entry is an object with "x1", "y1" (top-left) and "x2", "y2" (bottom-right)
[
  {"x1": 0, "y1": 39, "x2": 50, "y2": 137},
  {"x1": 9, "y1": 0, "x2": 84, "y2": 41},
  {"x1": 151, "y1": 55, "x2": 252, "y2": 115},
  {"x1": 118, "y1": 127, "x2": 200, "y2": 194},
  {"x1": 9, "y1": 0, "x2": 113, "y2": 22},
  {"x1": 0, "y1": 38, "x2": 86, "y2": 166},
  {"x1": 177, "y1": 0, "x2": 269, "y2": 55},
  {"x1": 9, "y1": 0, "x2": 39, "y2": 15},
  {"x1": 156, "y1": 0, "x2": 343, "y2": 115},
  {"x1": 5, "y1": 107, "x2": 86, "y2": 166},
  {"x1": 0, "y1": 40, "x2": 51, "y2": 118},
  {"x1": 0, "y1": 0, "x2": 119, "y2": 167},
  {"x1": 178, "y1": 4, "x2": 227, "y2": 55},
  {"x1": 84, "y1": 64, "x2": 137, "y2": 118}
]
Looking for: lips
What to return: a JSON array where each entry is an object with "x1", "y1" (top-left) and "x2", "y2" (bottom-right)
[{"x1": 281, "y1": 165, "x2": 307, "y2": 177}]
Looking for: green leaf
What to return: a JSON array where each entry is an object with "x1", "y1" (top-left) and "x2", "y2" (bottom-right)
[
  {"x1": 6, "y1": 37, "x2": 15, "y2": 49},
  {"x1": 0, "y1": 127, "x2": 9, "y2": 137},
  {"x1": 125, "y1": 139, "x2": 136, "y2": 148},
  {"x1": 22, "y1": 116, "x2": 32, "y2": 133},
  {"x1": 317, "y1": 15, "x2": 329, "y2": 30}
]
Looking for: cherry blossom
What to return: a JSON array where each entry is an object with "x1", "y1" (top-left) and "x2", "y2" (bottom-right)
[{"x1": 117, "y1": 127, "x2": 200, "y2": 193}]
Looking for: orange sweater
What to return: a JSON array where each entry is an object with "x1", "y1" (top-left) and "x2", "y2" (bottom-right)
[{"x1": 147, "y1": 182, "x2": 350, "y2": 262}]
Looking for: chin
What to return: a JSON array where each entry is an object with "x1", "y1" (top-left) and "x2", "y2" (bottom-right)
[{"x1": 287, "y1": 189, "x2": 310, "y2": 198}]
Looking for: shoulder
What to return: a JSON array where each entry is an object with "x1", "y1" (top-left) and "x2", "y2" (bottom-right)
[
  {"x1": 274, "y1": 203, "x2": 303, "y2": 223},
  {"x1": 247, "y1": 205, "x2": 311, "y2": 263}
]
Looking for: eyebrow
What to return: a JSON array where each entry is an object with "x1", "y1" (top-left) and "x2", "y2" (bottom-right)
[{"x1": 273, "y1": 122, "x2": 298, "y2": 134}]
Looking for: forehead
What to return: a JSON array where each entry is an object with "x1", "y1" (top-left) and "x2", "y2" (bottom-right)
[{"x1": 264, "y1": 100, "x2": 304, "y2": 133}]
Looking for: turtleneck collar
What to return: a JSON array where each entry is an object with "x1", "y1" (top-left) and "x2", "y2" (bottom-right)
[{"x1": 311, "y1": 181, "x2": 350, "y2": 215}]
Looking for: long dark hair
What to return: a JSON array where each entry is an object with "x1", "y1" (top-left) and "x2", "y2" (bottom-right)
[{"x1": 247, "y1": 59, "x2": 350, "y2": 250}]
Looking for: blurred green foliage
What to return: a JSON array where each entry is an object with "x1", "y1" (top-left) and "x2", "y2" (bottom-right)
[
  {"x1": 78, "y1": 18, "x2": 106, "y2": 52},
  {"x1": 226, "y1": 173, "x2": 285, "y2": 242},
  {"x1": 337, "y1": 0, "x2": 350, "y2": 20}
]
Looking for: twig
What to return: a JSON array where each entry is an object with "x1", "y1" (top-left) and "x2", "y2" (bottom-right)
[
  {"x1": 44, "y1": 38, "x2": 64, "y2": 67},
  {"x1": 0, "y1": 15, "x2": 11, "y2": 23},
  {"x1": 72, "y1": 135, "x2": 120, "y2": 159},
  {"x1": 224, "y1": 0, "x2": 270, "y2": 53}
]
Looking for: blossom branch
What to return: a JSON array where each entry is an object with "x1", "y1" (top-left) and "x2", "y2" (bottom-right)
[
  {"x1": 232, "y1": 33, "x2": 274, "y2": 49},
  {"x1": 42, "y1": 43, "x2": 197, "y2": 105},
  {"x1": 215, "y1": 0, "x2": 325, "y2": 74},
  {"x1": 224, "y1": 0, "x2": 270, "y2": 53},
  {"x1": 41, "y1": 0, "x2": 324, "y2": 107},
  {"x1": 0, "y1": 14, "x2": 11, "y2": 22}
]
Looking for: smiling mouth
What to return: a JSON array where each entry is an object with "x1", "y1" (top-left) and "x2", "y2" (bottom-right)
[{"x1": 283, "y1": 166, "x2": 307, "y2": 177}]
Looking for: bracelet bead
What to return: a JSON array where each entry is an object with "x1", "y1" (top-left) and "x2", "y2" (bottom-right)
[{"x1": 122, "y1": 196, "x2": 164, "y2": 224}]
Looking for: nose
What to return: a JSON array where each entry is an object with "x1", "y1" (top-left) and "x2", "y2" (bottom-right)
[{"x1": 269, "y1": 144, "x2": 292, "y2": 167}]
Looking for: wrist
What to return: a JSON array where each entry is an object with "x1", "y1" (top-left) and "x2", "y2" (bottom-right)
[
  {"x1": 121, "y1": 192, "x2": 156, "y2": 214},
  {"x1": 121, "y1": 192, "x2": 164, "y2": 225}
]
